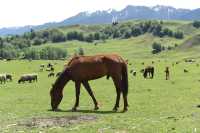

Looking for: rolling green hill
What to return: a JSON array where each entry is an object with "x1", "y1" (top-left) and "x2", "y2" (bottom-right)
[{"x1": 29, "y1": 20, "x2": 200, "y2": 61}]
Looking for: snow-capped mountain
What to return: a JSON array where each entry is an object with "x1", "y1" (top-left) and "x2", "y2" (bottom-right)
[{"x1": 0, "y1": 5, "x2": 200, "y2": 35}]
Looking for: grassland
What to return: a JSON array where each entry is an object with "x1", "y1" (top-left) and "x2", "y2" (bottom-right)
[{"x1": 1, "y1": 20, "x2": 200, "y2": 132}]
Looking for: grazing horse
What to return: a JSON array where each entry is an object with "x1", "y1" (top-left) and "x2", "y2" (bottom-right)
[
  {"x1": 50, "y1": 54, "x2": 128, "y2": 112},
  {"x1": 165, "y1": 67, "x2": 170, "y2": 80},
  {"x1": 143, "y1": 66, "x2": 154, "y2": 78}
]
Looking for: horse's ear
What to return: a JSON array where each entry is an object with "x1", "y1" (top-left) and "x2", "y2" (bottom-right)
[{"x1": 125, "y1": 59, "x2": 129, "y2": 64}]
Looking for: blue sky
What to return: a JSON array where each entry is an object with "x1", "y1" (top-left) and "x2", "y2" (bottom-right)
[{"x1": 0, "y1": 0, "x2": 199, "y2": 28}]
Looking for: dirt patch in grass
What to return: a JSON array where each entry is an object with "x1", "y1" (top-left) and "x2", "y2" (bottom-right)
[{"x1": 18, "y1": 115, "x2": 97, "y2": 128}]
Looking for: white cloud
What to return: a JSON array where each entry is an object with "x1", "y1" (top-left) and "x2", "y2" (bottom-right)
[{"x1": 0, "y1": 0, "x2": 199, "y2": 28}]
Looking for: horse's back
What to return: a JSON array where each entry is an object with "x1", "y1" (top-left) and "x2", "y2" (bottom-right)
[{"x1": 67, "y1": 54, "x2": 125, "y2": 80}]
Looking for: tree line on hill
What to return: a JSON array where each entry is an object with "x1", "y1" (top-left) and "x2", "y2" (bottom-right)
[
  {"x1": 193, "y1": 21, "x2": 200, "y2": 28},
  {"x1": 2, "y1": 20, "x2": 198, "y2": 60},
  {"x1": 151, "y1": 42, "x2": 178, "y2": 54}
]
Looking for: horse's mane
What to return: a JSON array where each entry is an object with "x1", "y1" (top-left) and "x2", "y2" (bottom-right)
[
  {"x1": 64, "y1": 55, "x2": 82, "y2": 67},
  {"x1": 53, "y1": 67, "x2": 70, "y2": 90}
]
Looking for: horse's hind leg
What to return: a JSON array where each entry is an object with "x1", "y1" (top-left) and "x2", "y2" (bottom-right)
[
  {"x1": 122, "y1": 90, "x2": 128, "y2": 112},
  {"x1": 82, "y1": 81, "x2": 99, "y2": 110},
  {"x1": 72, "y1": 82, "x2": 81, "y2": 111},
  {"x1": 112, "y1": 76, "x2": 121, "y2": 111}
]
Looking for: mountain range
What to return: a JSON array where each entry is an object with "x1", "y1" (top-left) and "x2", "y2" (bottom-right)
[{"x1": 1, "y1": 5, "x2": 200, "y2": 35}]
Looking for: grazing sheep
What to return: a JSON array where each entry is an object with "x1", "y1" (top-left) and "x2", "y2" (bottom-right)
[
  {"x1": 140, "y1": 69, "x2": 145, "y2": 73},
  {"x1": 5, "y1": 74, "x2": 12, "y2": 81},
  {"x1": 132, "y1": 71, "x2": 136, "y2": 76},
  {"x1": 48, "y1": 72, "x2": 55, "y2": 77},
  {"x1": 47, "y1": 63, "x2": 53, "y2": 68},
  {"x1": 46, "y1": 67, "x2": 54, "y2": 72},
  {"x1": 0, "y1": 74, "x2": 6, "y2": 84},
  {"x1": 184, "y1": 69, "x2": 189, "y2": 73},
  {"x1": 56, "y1": 72, "x2": 62, "y2": 77},
  {"x1": 130, "y1": 69, "x2": 136, "y2": 76}
]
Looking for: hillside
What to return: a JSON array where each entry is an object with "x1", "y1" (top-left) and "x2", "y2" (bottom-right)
[{"x1": 1, "y1": 20, "x2": 200, "y2": 60}]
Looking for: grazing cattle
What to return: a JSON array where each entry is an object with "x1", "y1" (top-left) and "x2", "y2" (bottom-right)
[
  {"x1": 184, "y1": 69, "x2": 188, "y2": 73},
  {"x1": 185, "y1": 59, "x2": 195, "y2": 63},
  {"x1": 18, "y1": 74, "x2": 38, "y2": 84},
  {"x1": 6, "y1": 58, "x2": 11, "y2": 61},
  {"x1": 50, "y1": 54, "x2": 128, "y2": 112},
  {"x1": 56, "y1": 72, "x2": 62, "y2": 77},
  {"x1": 48, "y1": 72, "x2": 55, "y2": 77},
  {"x1": 0, "y1": 74, "x2": 6, "y2": 84},
  {"x1": 165, "y1": 67, "x2": 170, "y2": 80},
  {"x1": 5, "y1": 74, "x2": 12, "y2": 81},
  {"x1": 143, "y1": 66, "x2": 154, "y2": 79}
]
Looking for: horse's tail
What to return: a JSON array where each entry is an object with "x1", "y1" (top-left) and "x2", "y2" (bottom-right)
[{"x1": 121, "y1": 62, "x2": 128, "y2": 96}]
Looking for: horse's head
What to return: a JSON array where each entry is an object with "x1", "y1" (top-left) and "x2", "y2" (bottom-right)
[{"x1": 50, "y1": 84, "x2": 63, "y2": 111}]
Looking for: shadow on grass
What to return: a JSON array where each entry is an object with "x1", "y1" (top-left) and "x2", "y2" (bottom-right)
[{"x1": 47, "y1": 109, "x2": 124, "y2": 114}]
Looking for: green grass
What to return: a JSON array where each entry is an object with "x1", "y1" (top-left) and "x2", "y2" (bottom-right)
[
  {"x1": 1, "y1": 20, "x2": 200, "y2": 132},
  {"x1": 1, "y1": 58, "x2": 200, "y2": 132}
]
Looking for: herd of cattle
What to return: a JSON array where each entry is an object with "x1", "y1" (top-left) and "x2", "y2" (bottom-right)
[
  {"x1": 0, "y1": 63, "x2": 61, "y2": 84},
  {"x1": 0, "y1": 58, "x2": 197, "y2": 84}
]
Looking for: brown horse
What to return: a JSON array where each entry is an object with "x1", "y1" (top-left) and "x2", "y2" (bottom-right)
[{"x1": 50, "y1": 54, "x2": 128, "y2": 112}]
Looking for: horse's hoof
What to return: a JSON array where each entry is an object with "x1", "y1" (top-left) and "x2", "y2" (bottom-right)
[
  {"x1": 72, "y1": 107, "x2": 77, "y2": 112},
  {"x1": 122, "y1": 108, "x2": 128, "y2": 112},
  {"x1": 112, "y1": 107, "x2": 118, "y2": 112},
  {"x1": 94, "y1": 106, "x2": 99, "y2": 110},
  {"x1": 52, "y1": 108, "x2": 61, "y2": 112}
]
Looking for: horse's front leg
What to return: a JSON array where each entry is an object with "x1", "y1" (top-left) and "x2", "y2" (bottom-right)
[
  {"x1": 72, "y1": 82, "x2": 81, "y2": 111},
  {"x1": 82, "y1": 81, "x2": 99, "y2": 110}
]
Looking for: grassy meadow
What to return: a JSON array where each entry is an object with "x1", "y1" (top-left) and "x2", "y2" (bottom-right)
[{"x1": 1, "y1": 20, "x2": 200, "y2": 132}]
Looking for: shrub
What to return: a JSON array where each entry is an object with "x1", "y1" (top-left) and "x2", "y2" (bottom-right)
[{"x1": 152, "y1": 42, "x2": 162, "y2": 54}]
